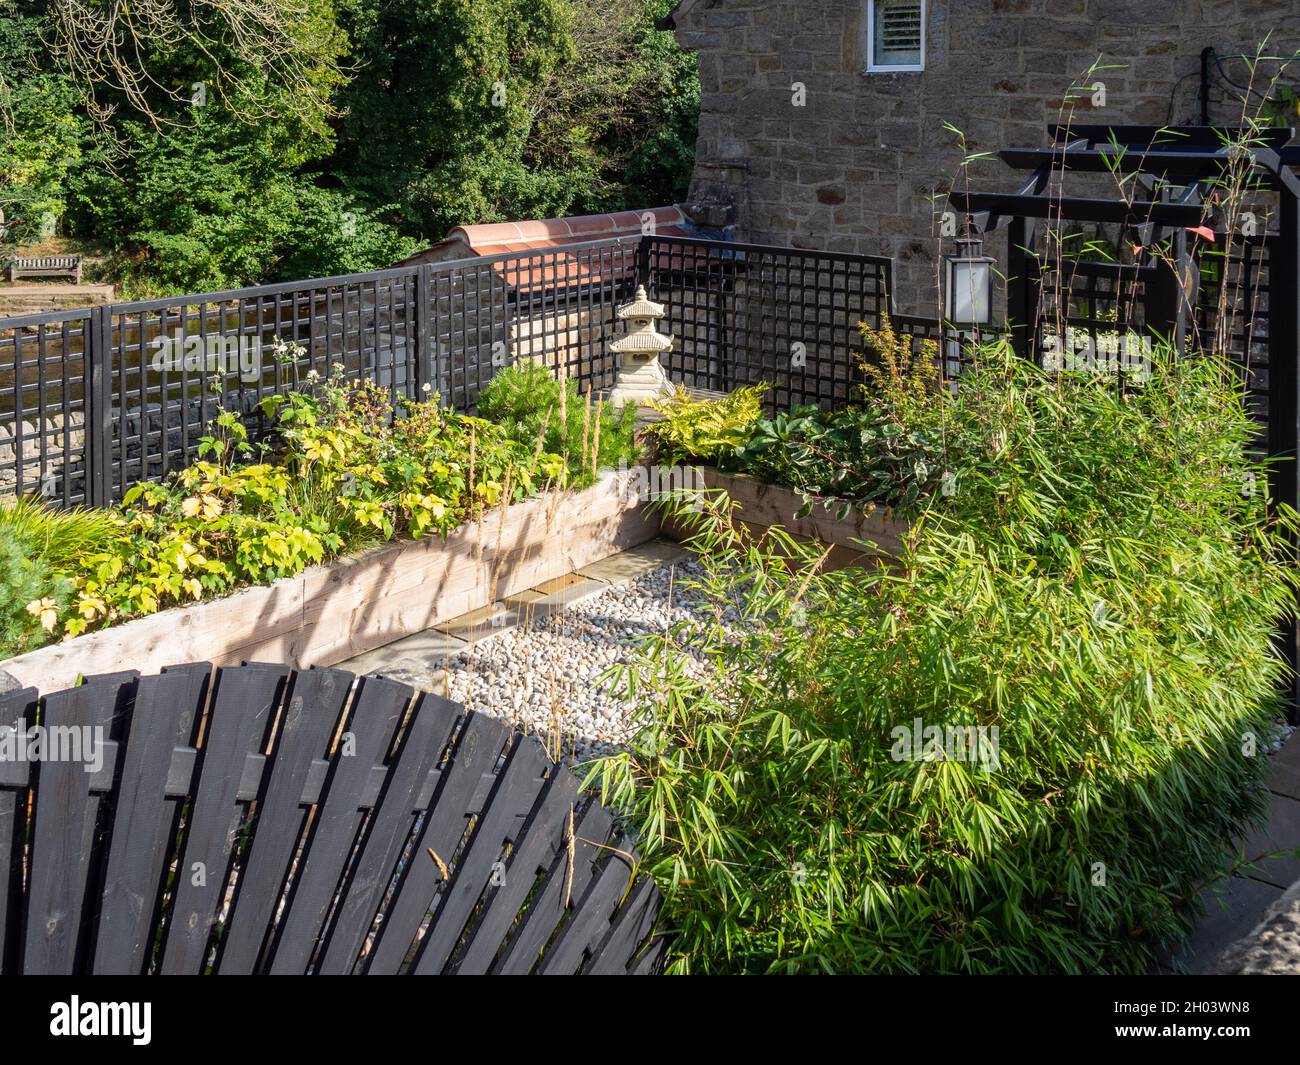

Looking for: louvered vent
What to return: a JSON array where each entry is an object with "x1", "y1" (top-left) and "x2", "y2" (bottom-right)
[{"x1": 872, "y1": 0, "x2": 924, "y2": 69}]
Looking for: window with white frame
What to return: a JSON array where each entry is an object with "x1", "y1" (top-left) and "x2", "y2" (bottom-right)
[{"x1": 867, "y1": 0, "x2": 926, "y2": 72}]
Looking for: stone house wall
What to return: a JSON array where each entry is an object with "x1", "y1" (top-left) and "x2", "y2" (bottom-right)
[{"x1": 669, "y1": 0, "x2": 1300, "y2": 313}]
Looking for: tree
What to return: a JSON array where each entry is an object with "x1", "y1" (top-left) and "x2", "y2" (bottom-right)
[
  {"x1": 331, "y1": 0, "x2": 575, "y2": 236},
  {"x1": 43, "y1": 0, "x2": 347, "y2": 139},
  {"x1": 0, "y1": 0, "x2": 699, "y2": 290},
  {"x1": 331, "y1": 0, "x2": 698, "y2": 235},
  {"x1": 0, "y1": 7, "x2": 89, "y2": 253}
]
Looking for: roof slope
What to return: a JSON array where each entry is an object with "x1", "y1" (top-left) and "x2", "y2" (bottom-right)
[{"x1": 398, "y1": 206, "x2": 691, "y2": 266}]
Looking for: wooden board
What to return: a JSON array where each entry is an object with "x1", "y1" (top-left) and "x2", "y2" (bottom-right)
[
  {"x1": 0, "y1": 663, "x2": 665, "y2": 976},
  {"x1": 661, "y1": 467, "x2": 909, "y2": 561},
  {"x1": 0, "y1": 469, "x2": 661, "y2": 694}
]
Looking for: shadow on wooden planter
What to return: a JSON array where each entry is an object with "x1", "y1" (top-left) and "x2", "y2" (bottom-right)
[
  {"x1": 0, "y1": 662, "x2": 666, "y2": 975},
  {"x1": 0, "y1": 470, "x2": 661, "y2": 695},
  {"x1": 660, "y1": 467, "x2": 909, "y2": 567}
]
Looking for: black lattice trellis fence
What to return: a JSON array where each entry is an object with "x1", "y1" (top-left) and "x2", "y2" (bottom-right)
[
  {"x1": 0, "y1": 238, "x2": 647, "y2": 507},
  {"x1": 641, "y1": 235, "x2": 893, "y2": 411}
]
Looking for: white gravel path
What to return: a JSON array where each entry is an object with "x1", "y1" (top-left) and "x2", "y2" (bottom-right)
[{"x1": 445, "y1": 559, "x2": 712, "y2": 762}]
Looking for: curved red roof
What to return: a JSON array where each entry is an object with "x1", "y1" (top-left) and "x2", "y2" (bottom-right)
[{"x1": 443, "y1": 206, "x2": 691, "y2": 257}]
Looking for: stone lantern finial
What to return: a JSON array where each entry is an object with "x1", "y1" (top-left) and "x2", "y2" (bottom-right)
[{"x1": 607, "y1": 285, "x2": 675, "y2": 407}]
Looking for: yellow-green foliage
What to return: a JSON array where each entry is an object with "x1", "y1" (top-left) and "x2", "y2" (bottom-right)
[
  {"x1": 0, "y1": 496, "x2": 120, "y2": 571},
  {"x1": 856, "y1": 315, "x2": 942, "y2": 427},
  {"x1": 54, "y1": 374, "x2": 565, "y2": 640},
  {"x1": 644, "y1": 383, "x2": 769, "y2": 465}
]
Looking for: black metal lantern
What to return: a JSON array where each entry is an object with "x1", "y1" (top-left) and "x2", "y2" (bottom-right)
[{"x1": 944, "y1": 215, "x2": 996, "y2": 327}]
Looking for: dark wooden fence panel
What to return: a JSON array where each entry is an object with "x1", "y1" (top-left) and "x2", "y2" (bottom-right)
[
  {"x1": 0, "y1": 663, "x2": 664, "y2": 975},
  {"x1": 267, "y1": 673, "x2": 412, "y2": 973},
  {"x1": 218, "y1": 667, "x2": 352, "y2": 973},
  {"x1": 411, "y1": 734, "x2": 548, "y2": 974},
  {"x1": 365, "y1": 710, "x2": 512, "y2": 974},
  {"x1": 450, "y1": 768, "x2": 579, "y2": 975},
  {"x1": 314, "y1": 685, "x2": 461, "y2": 974},
  {"x1": 492, "y1": 798, "x2": 615, "y2": 974},
  {"x1": 586, "y1": 877, "x2": 663, "y2": 975},
  {"x1": 160, "y1": 663, "x2": 289, "y2": 974},
  {"x1": 93, "y1": 664, "x2": 208, "y2": 974},
  {"x1": 0, "y1": 685, "x2": 38, "y2": 975},
  {"x1": 23, "y1": 675, "x2": 135, "y2": 973}
]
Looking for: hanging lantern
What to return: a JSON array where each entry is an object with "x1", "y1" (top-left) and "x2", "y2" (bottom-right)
[{"x1": 944, "y1": 215, "x2": 996, "y2": 327}]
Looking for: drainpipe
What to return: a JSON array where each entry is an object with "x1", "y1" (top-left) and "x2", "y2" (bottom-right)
[{"x1": 1200, "y1": 47, "x2": 1214, "y2": 126}]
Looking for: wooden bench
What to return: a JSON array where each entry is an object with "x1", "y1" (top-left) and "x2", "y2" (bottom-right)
[{"x1": 5, "y1": 255, "x2": 83, "y2": 284}]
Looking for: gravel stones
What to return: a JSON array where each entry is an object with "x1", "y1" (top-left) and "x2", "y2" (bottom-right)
[{"x1": 440, "y1": 559, "x2": 710, "y2": 762}]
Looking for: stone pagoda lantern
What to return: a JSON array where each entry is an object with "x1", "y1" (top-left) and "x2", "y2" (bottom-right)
[{"x1": 606, "y1": 285, "x2": 675, "y2": 408}]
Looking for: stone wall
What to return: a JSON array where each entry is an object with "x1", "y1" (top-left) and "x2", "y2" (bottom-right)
[{"x1": 671, "y1": 0, "x2": 1300, "y2": 313}]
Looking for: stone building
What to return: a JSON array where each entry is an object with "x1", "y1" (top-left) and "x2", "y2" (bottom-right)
[{"x1": 662, "y1": 0, "x2": 1300, "y2": 311}]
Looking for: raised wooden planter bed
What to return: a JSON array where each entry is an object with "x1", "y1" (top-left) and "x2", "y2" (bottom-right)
[
  {"x1": 0, "y1": 470, "x2": 660, "y2": 694},
  {"x1": 662, "y1": 467, "x2": 909, "y2": 564}
]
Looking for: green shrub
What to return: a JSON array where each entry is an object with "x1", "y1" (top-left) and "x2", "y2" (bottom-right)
[
  {"x1": 476, "y1": 360, "x2": 639, "y2": 489},
  {"x1": 266, "y1": 186, "x2": 421, "y2": 284},
  {"x1": 643, "y1": 383, "x2": 768, "y2": 466},
  {"x1": 590, "y1": 344, "x2": 1294, "y2": 974},
  {"x1": 58, "y1": 367, "x2": 568, "y2": 640},
  {"x1": 0, "y1": 524, "x2": 70, "y2": 660},
  {"x1": 644, "y1": 375, "x2": 939, "y2": 512},
  {"x1": 730, "y1": 403, "x2": 942, "y2": 513}
]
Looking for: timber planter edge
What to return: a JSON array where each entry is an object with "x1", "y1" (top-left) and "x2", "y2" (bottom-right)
[
  {"x1": 661, "y1": 466, "x2": 910, "y2": 560},
  {"x1": 0, "y1": 469, "x2": 660, "y2": 694}
]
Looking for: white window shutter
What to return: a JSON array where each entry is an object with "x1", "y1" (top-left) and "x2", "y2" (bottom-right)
[{"x1": 872, "y1": 0, "x2": 924, "y2": 69}]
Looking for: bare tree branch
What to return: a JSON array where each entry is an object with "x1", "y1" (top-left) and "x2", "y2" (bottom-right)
[{"x1": 44, "y1": 0, "x2": 344, "y2": 133}]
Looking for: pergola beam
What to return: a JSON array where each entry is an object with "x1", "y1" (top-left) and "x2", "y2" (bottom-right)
[
  {"x1": 1000, "y1": 147, "x2": 1243, "y2": 180},
  {"x1": 952, "y1": 192, "x2": 1204, "y2": 227},
  {"x1": 1046, "y1": 124, "x2": 1295, "y2": 150}
]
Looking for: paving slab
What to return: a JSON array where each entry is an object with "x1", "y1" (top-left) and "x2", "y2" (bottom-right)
[
  {"x1": 356, "y1": 661, "x2": 449, "y2": 695},
  {"x1": 1269, "y1": 733, "x2": 1300, "y2": 801},
  {"x1": 381, "y1": 628, "x2": 471, "y2": 658},
  {"x1": 1236, "y1": 792, "x2": 1300, "y2": 889},
  {"x1": 526, "y1": 578, "x2": 611, "y2": 614},
  {"x1": 1165, "y1": 874, "x2": 1285, "y2": 974},
  {"x1": 435, "y1": 597, "x2": 563, "y2": 644},
  {"x1": 435, "y1": 601, "x2": 524, "y2": 643},
  {"x1": 576, "y1": 538, "x2": 690, "y2": 585},
  {"x1": 529, "y1": 572, "x2": 590, "y2": 596},
  {"x1": 336, "y1": 629, "x2": 469, "y2": 675}
]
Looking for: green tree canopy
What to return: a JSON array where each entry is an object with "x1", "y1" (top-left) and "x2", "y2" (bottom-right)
[{"x1": 0, "y1": 0, "x2": 698, "y2": 292}]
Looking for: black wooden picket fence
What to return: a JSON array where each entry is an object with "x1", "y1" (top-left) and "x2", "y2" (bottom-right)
[{"x1": 0, "y1": 663, "x2": 664, "y2": 975}]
